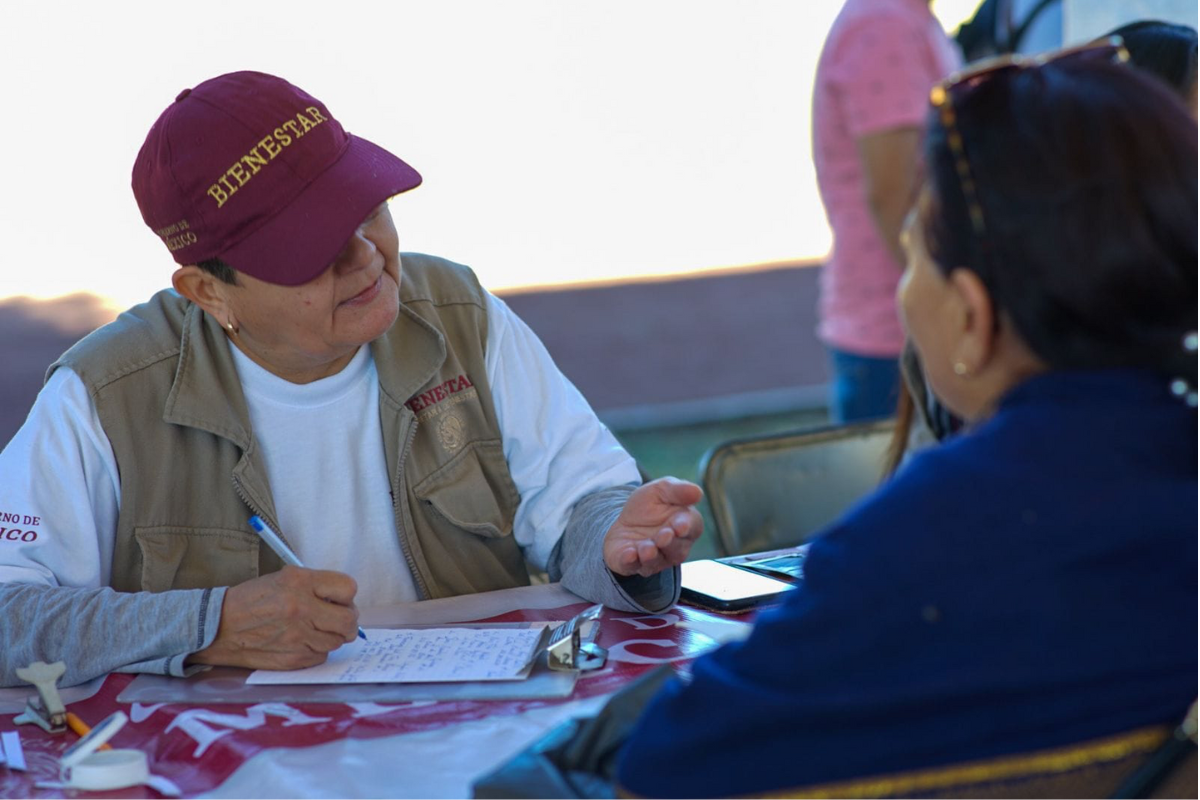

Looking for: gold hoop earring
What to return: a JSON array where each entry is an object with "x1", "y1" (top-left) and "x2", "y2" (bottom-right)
[{"x1": 224, "y1": 321, "x2": 238, "y2": 335}]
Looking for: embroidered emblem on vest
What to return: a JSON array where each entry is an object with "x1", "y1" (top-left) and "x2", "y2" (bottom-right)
[{"x1": 438, "y1": 412, "x2": 465, "y2": 453}]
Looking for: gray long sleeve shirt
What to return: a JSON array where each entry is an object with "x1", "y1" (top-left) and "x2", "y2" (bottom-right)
[{"x1": 0, "y1": 485, "x2": 678, "y2": 687}]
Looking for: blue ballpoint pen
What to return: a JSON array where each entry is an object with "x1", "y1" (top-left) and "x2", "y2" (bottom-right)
[{"x1": 248, "y1": 515, "x2": 367, "y2": 641}]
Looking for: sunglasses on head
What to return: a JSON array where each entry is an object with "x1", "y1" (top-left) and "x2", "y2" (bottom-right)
[{"x1": 928, "y1": 37, "x2": 1131, "y2": 242}]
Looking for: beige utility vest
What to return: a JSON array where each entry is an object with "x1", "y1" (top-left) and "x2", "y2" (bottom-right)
[{"x1": 52, "y1": 254, "x2": 528, "y2": 599}]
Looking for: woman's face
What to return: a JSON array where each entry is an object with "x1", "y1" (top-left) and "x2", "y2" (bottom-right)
[
  {"x1": 222, "y1": 203, "x2": 402, "y2": 383},
  {"x1": 897, "y1": 190, "x2": 972, "y2": 419}
]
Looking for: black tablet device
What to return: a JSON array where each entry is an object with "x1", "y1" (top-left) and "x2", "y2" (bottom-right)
[{"x1": 680, "y1": 559, "x2": 797, "y2": 613}]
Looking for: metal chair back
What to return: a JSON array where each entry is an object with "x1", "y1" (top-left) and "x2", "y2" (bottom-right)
[{"x1": 700, "y1": 418, "x2": 895, "y2": 556}]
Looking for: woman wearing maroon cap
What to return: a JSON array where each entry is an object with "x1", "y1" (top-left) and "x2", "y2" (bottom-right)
[{"x1": 0, "y1": 71, "x2": 704, "y2": 686}]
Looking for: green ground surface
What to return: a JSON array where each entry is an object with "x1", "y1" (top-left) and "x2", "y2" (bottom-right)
[{"x1": 611, "y1": 406, "x2": 829, "y2": 562}]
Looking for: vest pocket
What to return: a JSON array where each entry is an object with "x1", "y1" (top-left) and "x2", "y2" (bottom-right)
[
  {"x1": 412, "y1": 439, "x2": 519, "y2": 538},
  {"x1": 134, "y1": 526, "x2": 260, "y2": 592}
]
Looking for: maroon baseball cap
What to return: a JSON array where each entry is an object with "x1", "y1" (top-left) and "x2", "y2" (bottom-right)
[{"x1": 132, "y1": 71, "x2": 422, "y2": 286}]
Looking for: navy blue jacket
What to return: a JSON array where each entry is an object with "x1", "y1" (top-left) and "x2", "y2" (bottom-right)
[{"x1": 619, "y1": 370, "x2": 1197, "y2": 797}]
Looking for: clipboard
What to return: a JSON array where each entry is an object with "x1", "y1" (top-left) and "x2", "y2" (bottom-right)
[{"x1": 117, "y1": 605, "x2": 607, "y2": 704}]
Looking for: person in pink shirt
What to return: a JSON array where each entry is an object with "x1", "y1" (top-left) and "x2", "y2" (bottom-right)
[{"x1": 812, "y1": 0, "x2": 960, "y2": 422}]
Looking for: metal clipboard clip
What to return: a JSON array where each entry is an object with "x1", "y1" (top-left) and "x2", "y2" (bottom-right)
[
  {"x1": 543, "y1": 604, "x2": 607, "y2": 672},
  {"x1": 13, "y1": 661, "x2": 68, "y2": 734}
]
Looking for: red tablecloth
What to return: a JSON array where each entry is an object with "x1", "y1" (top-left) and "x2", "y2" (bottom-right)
[{"x1": 1, "y1": 596, "x2": 749, "y2": 798}]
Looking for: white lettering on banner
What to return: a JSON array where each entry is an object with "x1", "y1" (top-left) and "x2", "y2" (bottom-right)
[
  {"x1": 164, "y1": 703, "x2": 333, "y2": 757},
  {"x1": 130, "y1": 703, "x2": 167, "y2": 723},
  {"x1": 348, "y1": 702, "x2": 407, "y2": 718},
  {"x1": 606, "y1": 639, "x2": 690, "y2": 665},
  {"x1": 165, "y1": 712, "x2": 233, "y2": 757},
  {"x1": 610, "y1": 613, "x2": 680, "y2": 631}
]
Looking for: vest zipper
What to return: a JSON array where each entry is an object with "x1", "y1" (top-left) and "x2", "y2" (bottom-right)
[
  {"x1": 230, "y1": 476, "x2": 286, "y2": 561},
  {"x1": 393, "y1": 418, "x2": 430, "y2": 599}
]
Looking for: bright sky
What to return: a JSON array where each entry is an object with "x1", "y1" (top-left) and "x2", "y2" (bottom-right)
[{"x1": 1, "y1": 0, "x2": 982, "y2": 312}]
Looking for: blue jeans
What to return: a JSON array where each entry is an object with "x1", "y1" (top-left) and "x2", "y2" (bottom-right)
[{"x1": 827, "y1": 348, "x2": 900, "y2": 424}]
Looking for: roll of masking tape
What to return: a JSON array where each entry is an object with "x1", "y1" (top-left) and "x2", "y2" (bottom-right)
[
  {"x1": 59, "y1": 710, "x2": 148, "y2": 791},
  {"x1": 67, "y1": 748, "x2": 150, "y2": 790}
]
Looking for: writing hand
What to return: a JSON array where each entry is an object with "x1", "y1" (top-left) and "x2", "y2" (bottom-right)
[
  {"x1": 188, "y1": 566, "x2": 360, "y2": 670},
  {"x1": 604, "y1": 477, "x2": 704, "y2": 577}
]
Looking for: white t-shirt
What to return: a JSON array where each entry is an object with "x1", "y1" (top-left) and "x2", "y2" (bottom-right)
[{"x1": 0, "y1": 292, "x2": 640, "y2": 607}]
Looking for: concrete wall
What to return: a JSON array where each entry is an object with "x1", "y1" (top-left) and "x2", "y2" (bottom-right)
[{"x1": 0, "y1": 264, "x2": 832, "y2": 448}]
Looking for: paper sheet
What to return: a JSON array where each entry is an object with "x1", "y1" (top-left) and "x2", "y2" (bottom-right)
[
  {"x1": 246, "y1": 627, "x2": 547, "y2": 685},
  {"x1": 0, "y1": 730, "x2": 26, "y2": 771}
]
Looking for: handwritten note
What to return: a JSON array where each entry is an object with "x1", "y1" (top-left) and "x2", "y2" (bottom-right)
[{"x1": 246, "y1": 627, "x2": 547, "y2": 685}]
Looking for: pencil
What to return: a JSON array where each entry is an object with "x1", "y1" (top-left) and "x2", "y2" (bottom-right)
[{"x1": 65, "y1": 712, "x2": 112, "y2": 750}]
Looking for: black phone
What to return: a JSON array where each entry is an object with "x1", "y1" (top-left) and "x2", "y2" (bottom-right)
[{"x1": 680, "y1": 559, "x2": 797, "y2": 613}]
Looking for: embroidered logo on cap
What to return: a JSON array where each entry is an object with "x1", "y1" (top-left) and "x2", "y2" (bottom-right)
[
  {"x1": 153, "y1": 219, "x2": 196, "y2": 252},
  {"x1": 205, "y1": 106, "x2": 330, "y2": 209}
]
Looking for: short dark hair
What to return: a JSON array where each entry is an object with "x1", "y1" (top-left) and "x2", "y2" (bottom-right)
[
  {"x1": 1108, "y1": 20, "x2": 1198, "y2": 99},
  {"x1": 197, "y1": 257, "x2": 238, "y2": 285},
  {"x1": 922, "y1": 57, "x2": 1197, "y2": 387}
]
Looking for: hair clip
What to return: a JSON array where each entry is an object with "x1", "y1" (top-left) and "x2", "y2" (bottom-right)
[
  {"x1": 1168, "y1": 332, "x2": 1199, "y2": 407},
  {"x1": 1169, "y1": 378, "x2": 1197, "y2": 408}
]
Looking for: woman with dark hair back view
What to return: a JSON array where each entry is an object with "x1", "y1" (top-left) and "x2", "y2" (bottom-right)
[
  {"x1": 618, "y1": 45, "x2": 1196, "y2": 798},
  {"x1": 1109, "y1": 20, "x2": 1198, "y2": 113},
  {"x1": 883, "y1": 19, "x2": 1199, "y2": 475}
]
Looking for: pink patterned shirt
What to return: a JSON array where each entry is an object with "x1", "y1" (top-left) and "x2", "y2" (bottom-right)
[{"x1": 812, "y1": 0, "x2": 961, "y2": 356}]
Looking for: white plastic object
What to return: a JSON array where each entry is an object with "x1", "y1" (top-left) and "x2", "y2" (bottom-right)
[
  {"x1": 59, "y1": 710, "x2": 149, "y2": 791},
  {"x1": 68, "y1": 748, "x2": 151, "y2": 790}
]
